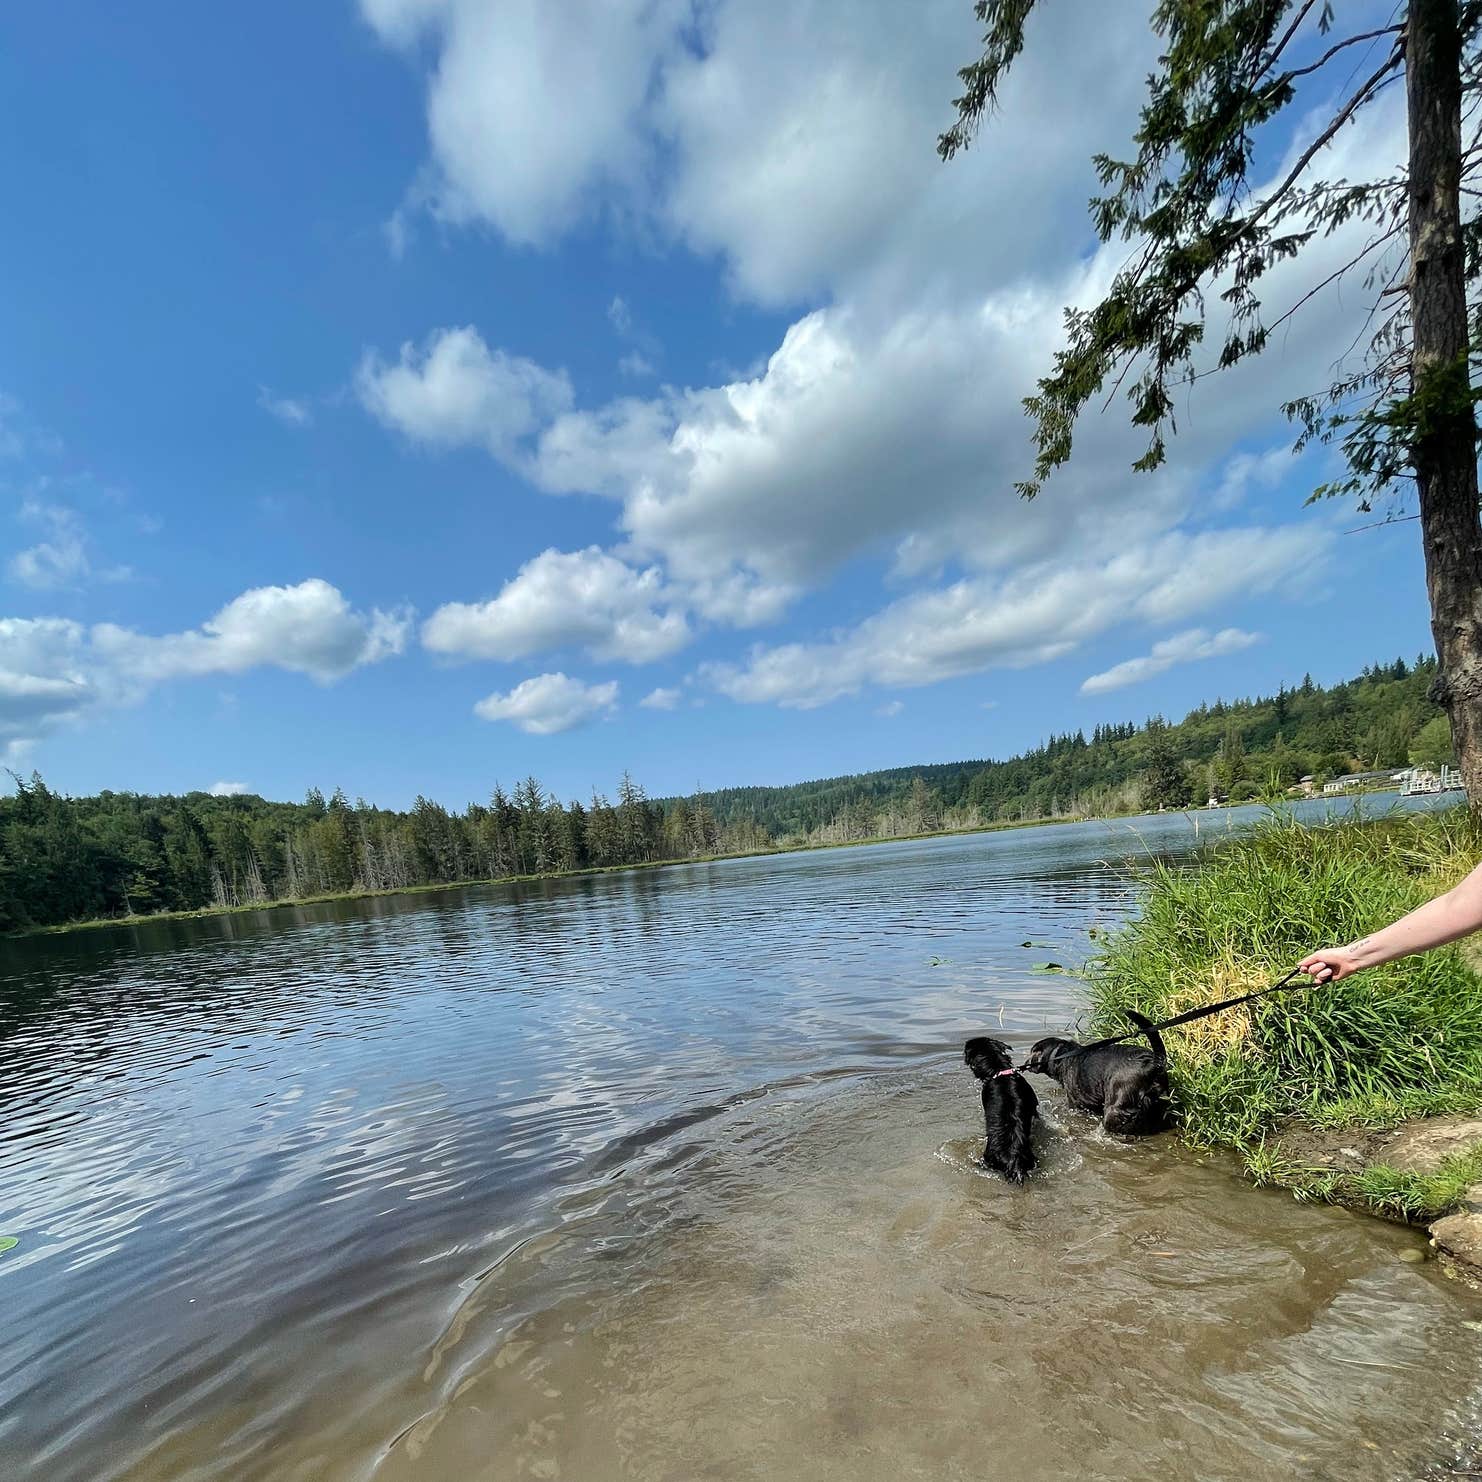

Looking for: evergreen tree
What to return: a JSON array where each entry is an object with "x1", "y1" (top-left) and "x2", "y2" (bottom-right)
[
  {"x1": 488, "y1": 784, "x2": 521, "y2": 876},
  {"x1": 559, "y1": 800, "x2": 590, "y2": 872},
  {"x1": 616, "y1": 771, "x2": 653, "y2": 863},
  {"x1": 688, "y1": 786, "x2": 719, "y2": 855},
  {"x1": 585, "y1": 791, "x2": 622, "y2": 867},
  {"x1": 943, "y1": 2, "x2": 1482, "y2": 798},
  {"x1": 1213, "y1": 722, "x2": 1248, "y2": 798},
  {"x1": 1141, "y1": 718, "x2": 1192, "y2": 810}
]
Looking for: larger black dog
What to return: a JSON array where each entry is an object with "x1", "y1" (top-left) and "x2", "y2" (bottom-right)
[
  {"x1": 1021, "y1": 1012, "x2": 1171, "y2": 1136},
  {"x1": 963, "y1": 1037, "x2": 1038, "y2": 1182}
]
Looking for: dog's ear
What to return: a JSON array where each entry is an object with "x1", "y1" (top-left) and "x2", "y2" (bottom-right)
[{"x1": 964, "y1": 1036, "x2": 1010, "y2": 1078}]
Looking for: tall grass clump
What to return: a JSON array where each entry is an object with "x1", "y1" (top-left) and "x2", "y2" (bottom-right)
[{"x1": 1090, "y1": 807, "x2": 1482, "y2": 1151}]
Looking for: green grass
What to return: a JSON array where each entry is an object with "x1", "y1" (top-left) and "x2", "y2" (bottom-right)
[
  {"x1": 1090, "y1": 805, "x2": 1482, "y2": 1217},
  {"x1": 1347, "y1": 1147, "x2": 1482, "y2": 1221},
  {"x1": 1244, "y1": 1143, "x2": 1482, "y2": 1223}
]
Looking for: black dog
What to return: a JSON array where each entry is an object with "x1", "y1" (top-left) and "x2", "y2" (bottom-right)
[
  {"x1": 963, "y1": 1037, "x2": 1038, "y2": 1182},
  {"x1": 1021, "y1": 1012, "x2": 1171, "y2": 1136}
]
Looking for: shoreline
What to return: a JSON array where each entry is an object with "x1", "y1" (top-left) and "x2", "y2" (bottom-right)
[
  {"x1": 1087, "y1": 803, "x2": 1482, "y2": 1276},
  {"x1": 8, "y1": 775, "x2": 1432, "y2": 943},
  {"x1": 9, "y1": 807, "x2": 1134, "y2": 940},
  {"x1": 10, "y1": 789, "x2": 1434, "y2": 942}
]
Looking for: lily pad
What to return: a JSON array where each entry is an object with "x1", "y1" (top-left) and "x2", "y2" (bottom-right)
[{"x1": 0, "y1": 1237, "x2": 17, "y2": 1255}]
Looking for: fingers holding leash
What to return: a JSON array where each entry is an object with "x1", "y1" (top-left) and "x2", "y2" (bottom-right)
[{"x1": 1298, "y1": 949, "x2": 1359, "y2": 985}]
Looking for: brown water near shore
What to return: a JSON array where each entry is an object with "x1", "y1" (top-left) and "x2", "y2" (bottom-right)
[{"x1": 366, "y1": 1074, "x2": 1481, "y2": 1482}]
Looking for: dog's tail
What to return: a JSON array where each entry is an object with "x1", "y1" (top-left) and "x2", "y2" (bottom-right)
[{"x1": 1125, "y1": 1010, "x2": 1167, "y2": 1069}]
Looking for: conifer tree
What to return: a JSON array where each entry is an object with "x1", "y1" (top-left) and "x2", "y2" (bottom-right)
[{"x1": 943, "y1": 2, "x2": 1482, "y2": 797}]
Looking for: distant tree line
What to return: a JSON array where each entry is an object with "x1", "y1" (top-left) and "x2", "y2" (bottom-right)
[
  {"x1": 0, "y1": 771, "x2": 762, "y2": 934},
  {"x1": 0, "y1": 656, "x2": 1450, "y2": 932},
  {"x1": 694, "y1": 656, "x2": 1450, "y2": 834}
]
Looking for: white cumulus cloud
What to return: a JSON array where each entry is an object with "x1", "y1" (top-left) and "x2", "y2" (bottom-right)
[
  {"x1": 360, "y1": 0, "x2": 686, "y2": 245},
  {"x1": 640, "y1": 685, "x2": 681, "y2": 710},
  {"x1": 0, "y1": 618, "x2": 94, "y2": 750},
  {"x1": 360, "y1": 0, "x2": 1151, "y2": 308},
  {"x1": 356, "y1": 325, "x2": 572, "y2": 462},
  {"x1": 356, "y1": 0, "x2": 1403, "y2": 716},
  {"x1": 473, "y1": 671, "x2": 619, "y2": 734},
  {"x1": 376, "y1": 222, "x2": 1367, "y2": 635},
  {"x1": 92, "y1": 579, "x2": 410, "y2": 685},
  {"x1": 703, "y1": 531, "x2": 1313, "y2": 710},
  {"x1": 423, "y1": 546, "x2": 688, "y2": 664},
  {"x1": 208, "y1": 780, "x2": 251, "y2": 797},
  {"x1": 0, "y1": 580, "x2": 409, "y2": 755},
  {"x1": 1080, "y1": 628, "x2": 1265, "y2": 695}
]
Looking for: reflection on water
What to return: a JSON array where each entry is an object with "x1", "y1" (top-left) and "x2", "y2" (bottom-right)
[
  {"x1": 376, "y1": 1077, "x2": 1479, "y2": 1482},
  {"x1": 0, "y1": 801, "x2": 1477, "y2": 1480}
]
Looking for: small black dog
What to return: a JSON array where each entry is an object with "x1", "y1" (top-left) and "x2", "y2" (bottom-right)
[
  {"x1": 1021, "y1": 1011, "x2": 1171, "y2": 1136},
  {"x1": 963, "y1": 1036, "x2": 1038, "y2": 1182}
]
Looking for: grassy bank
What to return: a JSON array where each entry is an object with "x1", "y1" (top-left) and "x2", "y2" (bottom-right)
[{"x1": 1091, "y1": 805, "x2": 1482, "y2": 1220}]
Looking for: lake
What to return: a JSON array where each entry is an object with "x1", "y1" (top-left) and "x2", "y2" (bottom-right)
[{"x1": 2, "y1": 798, "x2": 1481, "y2": 1481}]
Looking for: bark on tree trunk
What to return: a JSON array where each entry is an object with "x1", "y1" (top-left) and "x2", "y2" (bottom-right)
[{"x1": 1407, "y1": 0, "x2": 1482, "y2": 801}]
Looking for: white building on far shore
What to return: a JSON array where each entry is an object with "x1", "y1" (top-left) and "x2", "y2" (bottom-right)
[{"x1": 1322, "y1": 769, "x2": 1404, "y2": 796}]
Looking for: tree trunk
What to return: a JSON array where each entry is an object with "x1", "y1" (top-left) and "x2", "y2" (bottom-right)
[{"x1": 1407, "y1": 0, "x2": 1482, "y2": 800}]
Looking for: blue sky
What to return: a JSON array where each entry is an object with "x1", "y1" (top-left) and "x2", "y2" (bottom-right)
[{"x1": 0, "y1": 2, "x2": 1430, "y2": 809}]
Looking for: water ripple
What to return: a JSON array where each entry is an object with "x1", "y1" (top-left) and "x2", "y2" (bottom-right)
[{"x1": 0, "y1": 802, "x2": 1475, "y2": 1481}]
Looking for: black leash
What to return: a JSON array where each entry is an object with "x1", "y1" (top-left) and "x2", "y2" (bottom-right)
[{"x1": 1076, "y1": 966, "x2": 1310, "y2": 1051}]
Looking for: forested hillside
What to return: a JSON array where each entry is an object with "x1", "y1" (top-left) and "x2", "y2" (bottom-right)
[
  {"x1": 0, "y1": 656, "x2": 1449, "y2": 932},
  {"x1": 702, "y1": 655, "x2": 1449, "y2": 836}
]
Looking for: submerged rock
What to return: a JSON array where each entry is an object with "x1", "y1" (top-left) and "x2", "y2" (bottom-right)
[
  {"x1": 1267, "y1": 1116, "x2": 1482, "y2": 1283},
  {"x1": 1430, "y1": 1184, "x2": 1482, "y2": 1283}
]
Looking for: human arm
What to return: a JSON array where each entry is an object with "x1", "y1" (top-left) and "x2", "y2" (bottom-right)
[{"x1": 1299, "y1": 858, "x2": 1482, "y2": 983}]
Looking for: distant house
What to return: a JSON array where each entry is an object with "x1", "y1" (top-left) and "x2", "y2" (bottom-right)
[
  {"x1": 1290, "y1": 774, "x2": 1317, "y2": 798},
  {"x1": 1322, "y1": 769, "x2": 1405, "y2": 796},
  {"x1": 1401, "y1": 764, "x2": 1465, "y2": 795}
]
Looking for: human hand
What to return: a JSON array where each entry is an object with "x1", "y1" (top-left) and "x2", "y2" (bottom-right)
[{"x1": 1297, "y1": 947, "x2": 1362, "y2": 985}]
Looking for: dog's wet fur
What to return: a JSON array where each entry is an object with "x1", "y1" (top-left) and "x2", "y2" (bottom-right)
[
  {"x1": 963, "y1": 1036, "x2": 1038, "y2": 1182},
  {"x1": 1021, "y1": 1011, "x2": 1171, "y2": 1136}
]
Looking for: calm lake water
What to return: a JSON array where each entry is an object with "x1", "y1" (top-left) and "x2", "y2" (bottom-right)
[{"x1": 3, "y1": 798, "x2": 1481, "y2": 1481}]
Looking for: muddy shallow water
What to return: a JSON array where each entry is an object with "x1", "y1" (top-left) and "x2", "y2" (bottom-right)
[
  {"x1": 1, "y1": 800, "x2": 1478, "y2": 1481},
  {"x1": 376, "y1": 1076, "x2": 1481, "y2": 1482}
]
